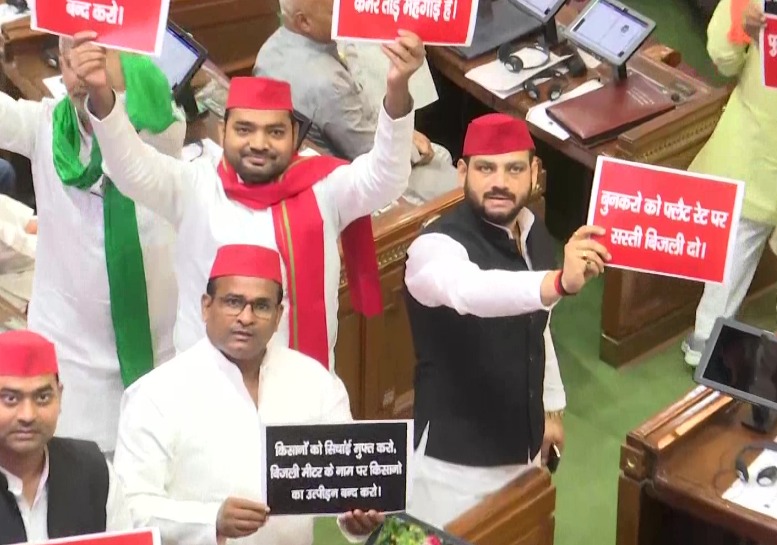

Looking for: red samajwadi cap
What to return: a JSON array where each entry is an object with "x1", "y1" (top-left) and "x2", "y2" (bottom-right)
[
  {"x1": 462, "y1": 113, "x2": 535, "y2": 157},
  {"x1": 209, "y1": 244, "x2": 283, "y2": 284},
  {"x1": 226, "y1": 77, "x2": 293, "y2": 111},
  {"x1": 0, "y1": 330, "x2": 58, "y2": 377}
]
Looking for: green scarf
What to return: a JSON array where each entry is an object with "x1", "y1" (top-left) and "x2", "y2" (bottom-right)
[{"x1": 51, "y1": 53, "x2": 176, "y2": 387}]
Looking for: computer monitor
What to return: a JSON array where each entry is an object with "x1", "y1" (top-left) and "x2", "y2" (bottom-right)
[
  {"x1": 449, "y1": 0, "x2": 542, "y2": 60},
  {"x1": 510, "y1": 0, "x2": 566, "y2": 45},
  {"x1": 695, "y1": 317, "x2": 777, "y2": 433},
  {"x1": 563, "y1": 0, "x2": 655, "y2": 81},
  {"x1": 151, "y1": 22, "x2": 208, "y2": 105}
]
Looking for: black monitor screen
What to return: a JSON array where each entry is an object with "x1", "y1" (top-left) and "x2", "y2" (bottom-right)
[
  {"x1": 513, "y1": 0, "x2": 566, "y2": 22},
  {"x1": 697, "y1": 321, "x2": 777, "y2": 410},
  {"x1": 151, "y1": 26, "x2": 204, "y2": 92}
]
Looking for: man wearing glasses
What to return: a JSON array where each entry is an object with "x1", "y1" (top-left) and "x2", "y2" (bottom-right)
[{"x1": 113, "y1": 244, "x2": 383, "y2": 545}]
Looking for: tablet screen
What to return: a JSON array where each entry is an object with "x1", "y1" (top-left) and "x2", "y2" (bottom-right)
[
  {"x1": 698, "y1": 322, "x2": 777, "y2": 409},
  {"x1": 152, "y1": 26, "x2": 202, "y2": 91},
  {"x1": 567, "y1": 0, "x2": 653, "y2": 64},
  {"x1": 512, "y1": 0, "x2": 565, "y2": 22}
]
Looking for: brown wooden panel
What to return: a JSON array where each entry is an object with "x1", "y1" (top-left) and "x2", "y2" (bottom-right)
[
  {"x1": 170, "y1": 0, "x2": 280, "y2": 77},
  {"x1": 334, "y1": 289, "x2": 364, "y2": 419}
]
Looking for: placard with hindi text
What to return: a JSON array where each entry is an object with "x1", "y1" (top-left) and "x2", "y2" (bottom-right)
[
  {"x1": 31, "y1": 0, "x2": 170, "y2": 55},
  {"x1": 260, "y1": 420, "x2": 413, "y2": 516},
  {"x1": 586, "y1": 156, "x2": 743, "y2": 284}
]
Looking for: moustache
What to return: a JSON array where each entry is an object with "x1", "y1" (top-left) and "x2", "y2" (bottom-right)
[
  {"x1": 242, "y1": 150, "x2": 277, "y2": 161},
  {"x1": 483, "y1": 189, "x2": 516, "y2": 201}
]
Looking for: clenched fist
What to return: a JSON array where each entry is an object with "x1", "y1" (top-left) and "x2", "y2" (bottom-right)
[
  {"x1": 69, "y1": 31, "x2": 110, "y2": 91},
  {"x1": 216, "y1": 497, "x2": 270, "y2": 540}
]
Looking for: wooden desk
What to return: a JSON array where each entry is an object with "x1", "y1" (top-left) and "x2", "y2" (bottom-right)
[
  {"x1": 426, "y1": 5, "x2": 777, "y2": 367},
  {"x1": 447, "y1": 468, "x2": 555, "y2": 545},
  {"x1": 617, "y1": 386, "x2": 777, "y2": 545}
]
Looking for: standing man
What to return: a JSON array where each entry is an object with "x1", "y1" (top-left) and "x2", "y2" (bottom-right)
[
  {"x1": 114, "y1": 244, "x2": 382, "y2": 545},
  {"x1": 682, "y1": 0, "x2": 777, "y2": 365},
  {"x1": 0, "y1": 37, "x2": 183, "y2": 457},
  {"x1": 0, "y1": 330, "x2": 131, "y2": 544},
  {"x1": 403, "y1": 114, "x2": 610, "y2": 527},
  {"x1": 72, "y1": 29, "x2": 422, "y2": 372}
]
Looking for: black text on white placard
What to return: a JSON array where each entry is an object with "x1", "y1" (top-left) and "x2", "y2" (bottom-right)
[{"x1": 260, "y1": 420, "x2": 412, "y2": 515}]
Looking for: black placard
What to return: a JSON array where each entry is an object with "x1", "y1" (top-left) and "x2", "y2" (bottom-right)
[
  {"x1": 260, "y1": 420, "x2": 411, "y2": 516},
  {"x1": 366, "y1": 512, "x2": 473, "y2": 545}
]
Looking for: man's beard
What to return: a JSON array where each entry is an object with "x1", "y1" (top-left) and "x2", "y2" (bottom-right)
[
  {"x1": 231, "y1": 151, "x2": 290, "y2": 185},
  {"x1": 464, "y1": 179, "x2": 526, "y2": 226}
]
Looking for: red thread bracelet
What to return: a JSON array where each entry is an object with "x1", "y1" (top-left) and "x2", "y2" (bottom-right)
[{"x1": 554, "y1": 270, "x2": 574, "y2": 296}]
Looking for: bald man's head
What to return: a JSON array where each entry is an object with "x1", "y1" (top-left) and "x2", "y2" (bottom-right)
[{"x1": 279, "y1": 0, "x2": 334, "y2": 43}]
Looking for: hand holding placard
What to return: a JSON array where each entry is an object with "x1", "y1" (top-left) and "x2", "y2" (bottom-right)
[
  {"x1": 560, "y1": 225, "x2": 611, "y2": 294},
  {"x1": 216, "y1": 497, "x2": 270, "y2": 540}
]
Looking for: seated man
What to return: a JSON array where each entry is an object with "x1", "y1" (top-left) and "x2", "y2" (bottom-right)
[
  {"x1": 114, "y1": 244, "x2": 383, "y2": 545},
  {"x1": 0, "y1": 330, "x2": 131, "y2": 544},
  {"x1": 254, "y1": 0, "x2": 458, "y2": 202}
]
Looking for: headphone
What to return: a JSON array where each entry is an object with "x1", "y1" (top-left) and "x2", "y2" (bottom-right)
[
  {"x1": 734, "y1": 442, "x2": 777, "y2": 485},
  {"x1": 497, "y1": 43, "x2": 551, "y2": 73},
  {"x1": 522, "y1": 50, "x2": 589, "y2": 103}
]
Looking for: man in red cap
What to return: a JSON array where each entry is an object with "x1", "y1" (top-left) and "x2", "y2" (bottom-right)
[
  {"x1": 114, "y1": 244, "x2": 383, "y2": 545},
  {"x1": 0, "y1": 330, "x2": 131, "y2": 544},
  {"x1": 402, "y1": 113, "x2": 611, "y2": 527},
  {"x1": 68, "y1": 29, "x2": 424, "y2": 376}
]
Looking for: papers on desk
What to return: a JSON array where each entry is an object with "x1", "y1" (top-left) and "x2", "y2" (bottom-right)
[
  {"x1": 43, "y1": 75, "x2": 67, "y2": 100},
  {"x1": 723, "y1": 446, "x2": 777, "y2": 519},
  {"x1": 0, "y1": 3, "x2": 28, "y2": 25},
  {"x1": 525, "y1": 79, "x2": 603, "y2": 141},
  {"x1": 465, "y1": 49, "x2": 571, "y2": 100}
]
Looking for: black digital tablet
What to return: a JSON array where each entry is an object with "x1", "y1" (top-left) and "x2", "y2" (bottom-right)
[
  {"x1": 510, "y1": 0, "x2": 566, "y2": 24},
  {"x1": 694, "y1": 317, "x2": 777, "y2": 412},
  {"x1": 151, "y1": 22, "x2": 208, "y2": 101},
  {"x1": 563, "y1": 0, "x2": 655, "y2": 67}
]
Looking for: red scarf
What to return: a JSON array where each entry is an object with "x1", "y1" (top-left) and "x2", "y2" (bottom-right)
[{"x1": 217, "y1": 154, "x2": 383, "y2": 369}]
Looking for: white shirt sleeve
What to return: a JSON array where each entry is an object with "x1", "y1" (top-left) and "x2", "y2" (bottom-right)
[
  {"x1": 541, "y1": 316, "x2": 566, "y2": 412},
  {"x1": 114, "y1": 386, "x2": 221, "y2": 545},
  {"x1": 405, "y1": 233, "x2": 555, "y2": 318},
  {"x1": 104, "y1": 460, "x2": 134, "y2": 531},
  {"x1": 318, "y1": 104, "x2": 414, "y2": 231},
  {"x1": 0, "y1": 93, "x2": 45, "y2": 159},
  {"x1": 87, "y1": 92, "x2": 200, "y2": 227}
]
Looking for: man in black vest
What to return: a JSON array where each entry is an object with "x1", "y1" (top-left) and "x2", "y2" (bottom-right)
[
  {"x1": 403, "y1": 113, "x2": 611, "y2": 527},
  {"x1": 0, "y1": 330, "x2": 131, "y2": 544}
]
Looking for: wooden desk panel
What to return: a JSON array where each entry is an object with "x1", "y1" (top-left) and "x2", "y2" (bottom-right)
[{"x1": 617, "y1": 386, "x2": 777, "y2": 545}]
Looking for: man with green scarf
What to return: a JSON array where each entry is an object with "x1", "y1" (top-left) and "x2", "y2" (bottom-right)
[{"x1": 0, "y1": 36, "x2": 185, "y2": 458}]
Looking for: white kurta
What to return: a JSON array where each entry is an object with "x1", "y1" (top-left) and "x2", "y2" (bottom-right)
[
  {"x1": 0, "y1": 93, "x2": 183, "y2": 452},
  {"x1": 89, "y1": 97, "x2": 413, "y2": 369},
  {"x1": 0, "y1": 451, "x2": 133, "y2": 540},
  {"x1": 114, "y1": 338, "x2": 357, "y2": 545},
  {"x1": 403, "y1": 208, "x2": 566, "y2": 528}
]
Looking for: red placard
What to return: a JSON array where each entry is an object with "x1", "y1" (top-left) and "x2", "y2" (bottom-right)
[
  {"x1": 34, "y1": 529, "x2": 158, "y2": 545},
  {"x1": 762, "y1": 14, "x2": 777, "y2": 89},
  {"x1": 332, "y1": 0, "x2": 478, "y2": 46},
  {"x1": 586, "y1": 157, "x2": 744, "y2": 284},
  {"x1": 31, "y1": 0, "x2": 170, "y2": 55}
]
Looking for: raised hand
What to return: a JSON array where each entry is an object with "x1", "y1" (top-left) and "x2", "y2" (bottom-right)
[
  {"x1": 381, "y1": 30, "x2": 425, "y2": 86},
  {"x1": 559, "y1": 225, "x2": 610, "y2": 294},
  {"x1": 69, "y1": 31, "x2": 109, "y2": 91}
]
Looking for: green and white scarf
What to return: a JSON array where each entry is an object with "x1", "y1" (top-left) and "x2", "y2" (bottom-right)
[{"x1": 51, "y1": 52, "x2": 176, "y2": 387}]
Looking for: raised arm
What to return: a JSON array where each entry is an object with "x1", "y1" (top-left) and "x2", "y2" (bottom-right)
[
  {"x1": 114, "y1": 386, "x2": 223, "y2": 545},
  {"x1": 320, "y1": 31, "x2": 423, "y2": 230},
  {"x1": 71, "y1": 31, "x2": 198, "y2": 226}
]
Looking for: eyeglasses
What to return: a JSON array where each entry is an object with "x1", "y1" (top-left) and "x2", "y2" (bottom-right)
[{"x1": 217, "y1": 295, "x2": 276, "y2": 320}]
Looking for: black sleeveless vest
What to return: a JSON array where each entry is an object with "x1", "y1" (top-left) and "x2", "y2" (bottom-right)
[
  {"x1": 405, "y1": 202, "x2": 557, "y2": 467},
  {"x1": 0, "y1": 437, "x2": 109, "y2": 544}
]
